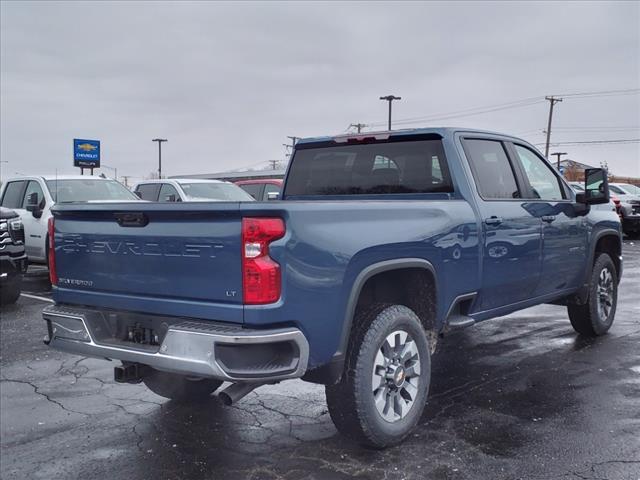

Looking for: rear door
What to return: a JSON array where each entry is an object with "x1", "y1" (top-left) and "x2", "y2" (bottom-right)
[
  {"x1": 508, "y1": 143, "x2": 586, "y2": 294},
  {"x1": 53, "y1": 203, "x2": 244, "y2": 322},
  {"x1": 461, "y1": 137, "x2": 543, "y2": 311}
]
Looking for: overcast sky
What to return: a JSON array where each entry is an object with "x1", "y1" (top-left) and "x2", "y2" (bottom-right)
[{"x1": 1, "y1": 1, "x2": 639, "y2": 181}]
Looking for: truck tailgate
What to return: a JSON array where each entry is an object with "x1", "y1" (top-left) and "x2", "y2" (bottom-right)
[{"x1": 51, "y1": 202, "x2": 244, "y2": 323}]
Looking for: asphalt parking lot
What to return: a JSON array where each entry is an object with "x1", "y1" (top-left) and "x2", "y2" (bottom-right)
[{"x1": 1, "y1": 241, "x2": 639, "y2": 480}]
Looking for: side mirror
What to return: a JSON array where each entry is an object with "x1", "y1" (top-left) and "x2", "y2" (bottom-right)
[
  {"x1": 25, "y1": 192, "x2": 43, "y2": 218},
  {"x1": 266, "y1": 191, "x2": 280, "y2": 201},
  {"x1": 578, "y1": 168, "x2": 610, "y2": 205}
]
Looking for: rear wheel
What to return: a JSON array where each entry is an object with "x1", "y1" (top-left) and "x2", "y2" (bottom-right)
[
  {"x1": 142, "y1": 369, "x2": 223, "y2": 401},
  {"x1": 325, "y1": 304, "x2": 431, "y2": 448},
  {"x1": 568, "y1": 253, "x2": 618, "y2": 336}
]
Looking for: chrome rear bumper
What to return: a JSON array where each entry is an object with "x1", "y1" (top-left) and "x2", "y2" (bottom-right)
[{"x1": 43, "y1": 304, "x2": 309, "y2": 382}]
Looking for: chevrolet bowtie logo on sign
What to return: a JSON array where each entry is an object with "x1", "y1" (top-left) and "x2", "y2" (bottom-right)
[
  {"x1": 73, "y1": 138, "x2": 100, "y2": 168},
  {"x1": 76, "y1": 143, "x2": 98, "y2": 152}
]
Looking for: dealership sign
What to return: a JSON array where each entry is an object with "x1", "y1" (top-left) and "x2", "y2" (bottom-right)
[{"x1": 73, "y1": 139, "x2": 100, "y2": 168}]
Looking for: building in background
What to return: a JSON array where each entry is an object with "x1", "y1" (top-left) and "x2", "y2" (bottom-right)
[{"x1": 170, "y1": 169, "x2": 287, "y2": 182}]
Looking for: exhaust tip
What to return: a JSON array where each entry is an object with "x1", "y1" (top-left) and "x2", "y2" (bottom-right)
[
  {"x1": 218, "y1": 392, "x2": 233, "y2": 406},
  {"x1": 218, "y1": 382, "x2": 262, "y2": 406}
]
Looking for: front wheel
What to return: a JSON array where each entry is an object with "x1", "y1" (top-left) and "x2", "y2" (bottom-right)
[
  {"x1": 325, "y1": 304, "x2": 431, "y2": 448},
  {"x1": 142, "y1": 369, "x2": 223, "y2": 401},
  {"x1": 568, "y1": 253, "x2": 618, "y2": 336},
  {"x1": 0, "y1": 277, "x2": 22, "y2": 306}
]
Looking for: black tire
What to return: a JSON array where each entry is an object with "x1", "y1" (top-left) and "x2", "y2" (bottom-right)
[
  {"x1": 0, "y1": 277, "x2": 22, "y2": 306},
  {"x1": 142, "y1": 368, "x2": 223, "y2": 401},
  {"x1": 568, "y1": 253, "x2": 618, "y2": 336},
  {"x1": 325, "y1": 303, "x2": 431, "y2": 448}
]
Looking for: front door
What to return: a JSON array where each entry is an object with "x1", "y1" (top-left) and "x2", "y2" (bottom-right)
[
  {"x1": 509, "y1": 143, "x2": 587, "y2": 294},
  {"x1": 19, "y1": 180, "x2": 49, "y2": 260},
  {"x1": 461, "y1": 138, "x2": 543, "y2": 311}
]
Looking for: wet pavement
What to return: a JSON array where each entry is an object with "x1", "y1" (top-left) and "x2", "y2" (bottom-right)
[{"x1": 1, "y1": 241, "x2": 639, "y2": 480}]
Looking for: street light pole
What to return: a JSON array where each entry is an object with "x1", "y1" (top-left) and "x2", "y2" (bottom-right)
[
  {"x1": 379, "y1": 95, "x2": 401, "y2": 130},
  {"x1": 152, "y1": 138, "x2": 167, "y2": 179},
  {"x1": 551, "y1": 152, "x2": 567, "y2": 171}
]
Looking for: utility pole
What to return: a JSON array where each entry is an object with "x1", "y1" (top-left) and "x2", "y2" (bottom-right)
[
  {"x1": 544, "y1": 96, "x2": 562, "y2": 159},
  {"x1": 551, "y1": 152, "x2": 567, "y2": 171},
  {"x1": 379, "y1": 95, "x2": 401, "y2": 130},
  {"x1": 121, "y1": 175, "x2": 132, "y2": 187},
  {"x1": 152, "y1": 138, "x2": 167, "y2": 179},
  {"x1": 268, "y1": 160, "x2": 280, "y2": 170},
  {"x1": 287, "y1": 136, "x2": 301, "y2": 146},
  {"x1": 349, "y1": 123, "x2": 368, "y2": 133}
]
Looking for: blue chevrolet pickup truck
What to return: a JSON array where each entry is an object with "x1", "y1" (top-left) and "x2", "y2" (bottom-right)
[{"x1": 43, "y1": 128, "x2": 622, "y2": 447}]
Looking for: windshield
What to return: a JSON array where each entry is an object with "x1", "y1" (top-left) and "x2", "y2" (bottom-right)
[
  {"x1": 179, "y1": 182, "x2": 255, "y2": 201},
  {"x1": 617, "y1": 183, "x2": 640, "y2": 195},
  {"x1": 609, "y1": 185, "x2": 627, "y2": 195},
  {"x1": 46, "y1": 179, "x2": 139, "y2": 203}
]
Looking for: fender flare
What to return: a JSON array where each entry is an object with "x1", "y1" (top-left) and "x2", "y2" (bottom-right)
[
  {"x1": 575, "y1": 228, "x2": 622, "y2": 303},
  {"x1": 303, "y1": 258, "x2": 438, "y2": 385},
  {"x1": 337, "y1": 258, "x2": 437, "y2": 357}
]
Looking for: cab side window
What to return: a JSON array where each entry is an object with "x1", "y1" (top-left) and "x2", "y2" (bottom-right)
[
  {"x1": 0, "y1": 181, "x2": 26, "y2": 209},
  {"x1": 263, "y1": 183, "x2": 280, "y2": 200},
  {"x1": 513, "y1": 145, "x2": 564, "y2": 201},
  {"x1": 135, "y1": 184, "x2": 160, "y2": 201},
  {"x1": 158, "y1": 183, "x2": 181, "y2": 202},
  {"x1": 22, "y1": 181, "x2": 46, "y2": 209},
  {"x1": 463, "y1": 139, "x2": 520, "y2": 199},
  {"x1": 239, "y1": 183, "x2": 263, "y2": 200}
]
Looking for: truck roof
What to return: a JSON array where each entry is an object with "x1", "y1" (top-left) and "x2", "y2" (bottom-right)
[
  {"x1": 296, "y1": 127, "x2": 525, "y2": 145},
  {"x1": 4, "y1": 175, "x2": 118, "y2": 182},
  {"x1": 134, "y1": 178, "x2": 230, "y2": 185}
]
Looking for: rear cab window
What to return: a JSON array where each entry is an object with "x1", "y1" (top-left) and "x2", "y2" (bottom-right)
[{"x1": 284, "y1": 134, "x2": 453, "y2": 198}]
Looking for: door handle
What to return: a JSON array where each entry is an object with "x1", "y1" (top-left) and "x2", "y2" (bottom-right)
[
  {"x1": 484, "y1": 216, "x2": 503, "y2": 226},
  {"x1": 541, "y1": 215, "x2": 556, "y2": 223}
]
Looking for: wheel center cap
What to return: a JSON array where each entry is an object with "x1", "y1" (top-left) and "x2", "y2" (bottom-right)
[{"x1": 392, "y1": 366, "x2": 406, "y2": 387}]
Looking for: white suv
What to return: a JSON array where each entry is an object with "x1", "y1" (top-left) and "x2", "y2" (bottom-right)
[
  {"x1": 133, "y1": 179, "x2": 255, "y2": 202},
  {"x1": 0, "y1": 176, "x2": 140, "y2": 263}
]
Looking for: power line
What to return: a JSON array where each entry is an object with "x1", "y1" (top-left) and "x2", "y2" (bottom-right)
[
  {"x1": 515, "y1": 126, "x2": 640, "y2": 136},
  {"x1": 368, "y1": 96, "x2": 544, "y2": 127},
  {"x1": 552, "y1": 88, "x2": 640, "y2": 98},
  {"x1": 534, "y1": 138, "x2": 640, "y2": 146},
  {"x1": 366, "y1": 88, "x2": 639, "y2": 128}
]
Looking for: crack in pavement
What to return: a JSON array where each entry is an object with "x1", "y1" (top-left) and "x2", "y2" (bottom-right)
[{"x1": 1, "y1": 378, "x2": 89, "y2": 417}]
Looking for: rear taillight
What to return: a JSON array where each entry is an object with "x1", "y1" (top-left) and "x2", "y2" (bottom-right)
[
  {"x1": 242, "y1": 217, "x2": 285, "y2": 304},
  {"x1": 48, "y1": 217, "x2": 58, "y2": 286}
]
